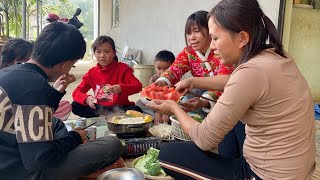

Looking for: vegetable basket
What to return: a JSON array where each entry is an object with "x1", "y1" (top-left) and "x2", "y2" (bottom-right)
[{"x1": 169, "y1": 115, "x2": 192, "y2": 141}]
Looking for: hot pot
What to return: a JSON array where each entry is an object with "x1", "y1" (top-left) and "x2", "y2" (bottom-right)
[{"x1": 105, "y1": 112, "x2": 153, "y2": 136}]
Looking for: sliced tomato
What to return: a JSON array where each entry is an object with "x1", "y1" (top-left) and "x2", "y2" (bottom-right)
[
  {"x1": 168, "y1": 91, "x2": 181, "y2": 102},
  {"x1": 141, "y1": 85, "x2": 181, "y2": 102},
  {"x1": 156, "y1": 86, "x2": 164, "y2": 92},
  {"x1": 145, "y1": 89, "x2": 151, "y2": 97},
  {"x1": 163, "y1": 86, "x2": 169, "y2": 92},
  {"x1": 140, "y1": 89, "x2": 148, "y2": 97},
  {"x1": 168, "y1": 87, "x2": 175, "y2": 92},
  {"x1": 163, "y1": 93, "x2": 170, "y2": 100},
  {"x1": 155, "y1": 91, "x2": 164, "y2": 99},
  {"x1": 149, "y1": 91, "x2": 157, "y2": 99}
]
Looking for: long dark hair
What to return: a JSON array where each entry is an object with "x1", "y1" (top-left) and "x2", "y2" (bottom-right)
[
  {"x1": 92, "y1": 36, "x2": 118, "y2": 62},
  {"x1": 184, "y1": 10, "x2": 209, "y2": 48},
  {"x1": 208, "y1": 0, "x2": 285, "y2": 65}
]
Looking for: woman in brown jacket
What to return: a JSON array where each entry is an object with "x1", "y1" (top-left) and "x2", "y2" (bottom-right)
[{"x1": 147, "y1": 0, "x2": 316, "y2": 179}]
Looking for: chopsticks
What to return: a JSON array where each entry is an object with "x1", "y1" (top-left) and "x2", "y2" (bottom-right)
[
  {"x1": 168, "y1": 85, "x2": 217, "y2": 103},
  {"x1": 81, "y1": 122, "x2": 97, "y2": 130}
]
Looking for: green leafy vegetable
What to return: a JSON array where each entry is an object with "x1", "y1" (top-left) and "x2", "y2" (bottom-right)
[
  {"x1": 191, "y1": 115, "x2": 204, "y2": 122},
  {"x1": 134, "y1": 147, "x2": 166, "y2": 176}
]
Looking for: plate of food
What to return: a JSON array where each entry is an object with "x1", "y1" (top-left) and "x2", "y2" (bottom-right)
[
  {"x1": 140, "y1": 84, "x2": 182, "y2": 102},
  {"x1": 132, "y1": 147, "x2": 174, "y2": 180}
]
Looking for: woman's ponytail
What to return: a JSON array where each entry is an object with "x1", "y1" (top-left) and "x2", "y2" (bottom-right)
[{"x1": 261, "y1": 15, "x2": 286, "y2": 58}]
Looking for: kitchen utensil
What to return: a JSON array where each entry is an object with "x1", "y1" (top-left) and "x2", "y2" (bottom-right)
[
  {"x1": 105, "y1": 112, "x2": 153, "y2": 135},
  {"x1": 81, "y1": 122, "x2": 97, "y2": 130},
  {"x1": 186, "y1": 91, "x2": 217, "y2": 103},
  {"x1": 97, "y1": 168, "x2": 144, "y2": 180},
  {"x1": 168, "y1": 85, "x2": 216, "y2": 103}
]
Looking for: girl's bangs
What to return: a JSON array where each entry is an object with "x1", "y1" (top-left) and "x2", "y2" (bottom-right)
[{"x1": 185, "y1": 19, "x2": 196, "y2": 34}]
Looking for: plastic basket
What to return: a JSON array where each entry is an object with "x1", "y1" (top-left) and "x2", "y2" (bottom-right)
[
  {"x1": 169, "y1": 116, "x2": 191, "y2": 141},
  {"x1": 121, "y1": 137, "x2": 161, "y2": 157}
]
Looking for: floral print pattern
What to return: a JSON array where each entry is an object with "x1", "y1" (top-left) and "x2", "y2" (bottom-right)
[
  {"x1": 161, "y1": 46, "x2": 234, "y2": 97},
  {"x1": 162, "y1": 46, "x2": 234, "y2": 85}
]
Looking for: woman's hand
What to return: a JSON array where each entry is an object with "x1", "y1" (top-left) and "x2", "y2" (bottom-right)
[
  {"x1": 175, "y1": 78, "x2": 194, "y2": 95},
  {"x1": 109, "y1": 84, "x2": 122, "y2": 94},
  {"x1": 85, "y1": 95, "x2": 96, "y2": 109},
  {"x1": 154, "y1": 80, "x2": 167, "y2": 87},
  {"x1": 146, "y1": 100, "x2": 179, "y2": 115},
  {"x1": 53, "y1": 73, "x2": 76, "y2": 93},
  {"x1": 180, "y1": 97, "x2": 210, "y2": 112},
  {"x1": 154, "y1": 112, "x2": 170, "y2": 124},
  {"x1": 72, "y1": 127, "x2": 88, "y2": 143},
  {"x1": 150, "y1": 74, "x2": 160, "y2": 84},
  {"x1": 154, "y1": 112, "x2": 162, "y2": 125}
]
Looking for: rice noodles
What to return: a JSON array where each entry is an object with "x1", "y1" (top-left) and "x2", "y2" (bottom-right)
[
  {"x1": 112, "y1": 116, "x2": 145, "y2": 124},
  {"x1": 149, "y1": 124, "x2": 174, "y2": 140}
]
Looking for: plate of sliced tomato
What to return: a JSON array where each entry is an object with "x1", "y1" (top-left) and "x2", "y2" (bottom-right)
[{"x1": 140, "y1": 84, "x2": 182, "y2": 102}]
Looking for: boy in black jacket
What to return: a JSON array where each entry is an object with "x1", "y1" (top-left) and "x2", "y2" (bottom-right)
[{"x1": 0, "y1": 22, "x2": 122, "y2": 179}]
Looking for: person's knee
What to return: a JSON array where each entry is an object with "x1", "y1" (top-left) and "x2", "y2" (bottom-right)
[
  {"x1": 159, "y1": 142, "x2": 177, "y2": 162},
  {"x1": 71, "y1": 101, "x2": 80, "y2": 113},
  {"x1": 96, "y1": 136, "x2": 123, "y2": 157},
  {"x1": 71, "y1": 101, "x2": 82, "y2": 108},
  {"x1": 108, "y1": 136, "x2": 123, "y2": 155}
]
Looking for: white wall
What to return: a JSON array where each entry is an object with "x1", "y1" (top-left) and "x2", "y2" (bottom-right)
[{"x1": 100, "y1": 0, "x2": 280, "y2": 65}]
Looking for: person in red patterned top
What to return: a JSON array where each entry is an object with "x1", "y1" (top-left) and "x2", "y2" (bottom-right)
[
  {"x1": 155, "y1": 10, "x2": 245, "y2": 161},
  {"x1": 155, "y1": 10, "x2": 234, "y2": 113}
]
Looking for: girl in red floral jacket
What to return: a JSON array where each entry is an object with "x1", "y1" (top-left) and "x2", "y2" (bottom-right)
[
  {"x1": 154, "y1": 11, "x2": 245, "y2": 160},
  {"x1": 72, "y1": 36, "x2": 143, "y2": 118},
  {"x1": 155, "y1": 10, "x2": 234, "y2": 113}
]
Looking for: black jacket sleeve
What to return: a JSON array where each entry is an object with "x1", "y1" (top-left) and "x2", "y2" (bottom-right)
[{"x1": 11, "y1": 81, "x2": 82, "y2": 171}]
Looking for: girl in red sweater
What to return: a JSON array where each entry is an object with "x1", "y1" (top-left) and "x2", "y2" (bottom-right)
[{"x1": 72, "y1": 36, "x2": 143, "y2": 118}]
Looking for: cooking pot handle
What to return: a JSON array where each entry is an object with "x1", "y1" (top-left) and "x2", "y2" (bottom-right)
[{"x1": 127, "y1": 124, "x2": 144, "y2": 129}]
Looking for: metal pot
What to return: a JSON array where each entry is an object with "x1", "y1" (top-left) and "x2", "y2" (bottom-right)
[
  {"x1": 97, "y1": 168, "x2": 144, "y2": 180},
  {"x1": 105, "y1": 113, "x2": 153, "y2": 135}
]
